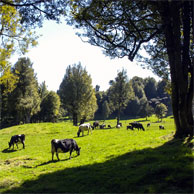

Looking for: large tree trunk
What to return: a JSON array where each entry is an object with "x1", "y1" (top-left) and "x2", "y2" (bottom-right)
[{"x1": 158, "y1": 1, "x2": 193, "y2": 138}]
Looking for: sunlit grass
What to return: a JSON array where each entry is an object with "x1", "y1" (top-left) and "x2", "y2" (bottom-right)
[{"x1": 0, "y1": 116, "x2": 193, "y2": 193}]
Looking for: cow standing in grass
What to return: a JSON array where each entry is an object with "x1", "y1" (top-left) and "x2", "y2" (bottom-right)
[
  {"x1": 159, "y1": 125, "x2": 165, "y2": 129},
  {"x1": 51, "y1": 139, "x2": 81, "y2": 161},
  {"x1": 93, "y1": 121, "x2": 99, "y2": 129},
  {"x1": 8, "y1": 134, "x2": 25, "y2": 149},
  {"x1": 129, "y1": 122, "x2": 145, "y2": 131},
  {"x1": 77, "y1": 123, "x2": 92, "y2": 137}
]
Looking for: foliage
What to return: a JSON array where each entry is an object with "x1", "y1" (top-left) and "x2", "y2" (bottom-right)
[
  {"x1": 155, "y1": 103, "x2": 168, "y2": 121},
  {"x1": 58, "y1": 63, "x2": 97, "y2": 125},
  {"x1": 0, "y1": 0, "x2": 68, "y2": 93},
  {"x1": 0, "y1": 4, "x2": 38, "y2": 93},
  {"x1": 8, "y1": 57, "x2": 40, "y2": 124},
  {"x1": 38, "y1": 91, "x2": 61, "y2": 122},
  {"x1": 67, "y1": 0, "x2": 193, "y2": 137},
  {"x1": 102, "y1": 100, "x2": 110, "y2": 120},
  {"x1": 107, "y1": 69, "x2": 132, "y2": 124},
  {"x1": 144, "y1": 77, "x2": 157, "y2": 100},
  {"x1": 0, "y1": 116, "x2": 193, "y2": 193}
]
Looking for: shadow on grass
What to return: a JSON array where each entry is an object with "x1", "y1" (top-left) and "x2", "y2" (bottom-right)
[
  {"x1": 35, "y1": 155, "x2": 80, "y2": 168},
  {"x1": 2, "y1": 148, "x2": 17, "y2": 153},
  {"x1": 3, "y1": 138, "x2": 194, "y2": 193}
]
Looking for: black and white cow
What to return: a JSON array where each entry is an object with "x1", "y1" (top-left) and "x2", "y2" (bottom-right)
[
  {"x1": 77, "y1": 123, "x2": 92, "y2": 137},
  {"x1": 51, "y1": 139, "x2": 81, "y2": 161},
  {"x1": 126, "y1": 125, "x2": 133, "y2": 130},
  {"x1": 8, "y1": 134, "x2": 25, "y2": 149},
  {"x1": 100, "y1": 124, "x2": 106, "y2": 129},
  {"x1": 159, "y1": 125, "x2": 165, "y2": 130}
]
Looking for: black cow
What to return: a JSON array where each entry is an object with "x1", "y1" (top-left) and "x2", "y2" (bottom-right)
[
  {"x1": 129, "y1": 122, "x2": 145, "y2": 131},
  {"x1": 100, "y1": 124, "x2": 106, "y2": 129},
  {"x1": 8, "y1": 134, "x2": 25, "y2": 149},
  {"x1": 51, "y1": 139, "x2": 81, "y2": 161},
  {"x1": 127, "y1": 125, "x2": 133, "y2": 130},
  {"x1": 93, "y1": 121, "x2": 99, "y2": 129}
]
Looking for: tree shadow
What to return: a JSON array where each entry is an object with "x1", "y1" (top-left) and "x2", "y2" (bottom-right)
[{"x1": 3, "y1": 138, "x2": 194, "y2": 193}]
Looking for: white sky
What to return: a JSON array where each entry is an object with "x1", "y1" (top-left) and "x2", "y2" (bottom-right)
[{"x1": 11, "y1": 20, "x2": 160, "y2": 92}]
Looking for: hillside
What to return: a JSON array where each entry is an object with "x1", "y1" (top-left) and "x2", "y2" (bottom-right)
[{"x1": 0, "y1": 117, "x2": 193, "y2": 193}]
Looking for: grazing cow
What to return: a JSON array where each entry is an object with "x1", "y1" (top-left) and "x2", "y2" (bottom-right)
[
  {"x1": 100, "y1": 124, "x2": 106, "y2": 129},
  {"x1": 8, "y1": 134, "x2": 25, "y2": 149},
  {"x1": 108, "y1": 125, "x2": 111, "y2": 129},
  {"x1": 77, "y1": 123, "x2": 92, "y2": 137},
  {"x1": 129, "y1": 122, "x2": 145, "y2": 131},
  {"x1": 118, "y1": 122, "x2": 122, "y2": 127},
  {"x1": 127, "y1": 125, "x2": 133, "y2": 130},
  {"x1": 93, "y1": 121, "x2": 99, "y2": 129},
  {"x1": 159, "y1": 125, "x2": 165, "y2": 129},
  {"x1": 116, "y1": 124, "x2": 121, "y2": 128},
  {"x1": 51, "y1": 139, "x2": 81, "y2": 161},
  {"x1": 147, "y1": 123, "x2": 151, "y2": 127}
]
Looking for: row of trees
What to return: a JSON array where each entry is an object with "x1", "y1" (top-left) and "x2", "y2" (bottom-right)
[
  {"x1": 0, "y1": 58, "x2": 61, "y2": 128},
  {"x1": 95, "y1": 71, "x2": 170, "y2": 124},
  {"x1": 0, "y1": 58, "x2": 170, "y2": 128}
]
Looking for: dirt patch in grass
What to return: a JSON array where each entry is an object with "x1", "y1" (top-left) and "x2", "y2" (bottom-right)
[{"x1": 3, "y1": 157, "x2": 35, "y2": 168}]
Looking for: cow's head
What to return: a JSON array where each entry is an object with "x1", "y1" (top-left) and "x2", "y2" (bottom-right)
[
  {"x1": 77, "y1": 131, "x2": 80, "y2": 137},
  {"x1": 76, "y1": 147, "x2": 81, "y2": 155}
]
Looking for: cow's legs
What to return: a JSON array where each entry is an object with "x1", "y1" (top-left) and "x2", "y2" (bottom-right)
[
  {"x1": 22, "y1": 142, "x2": 25, "y2": 149},
  {"x1": 69, "y1": 149, "x2": 73, "y2": 159},
  {"x1": 56, "y1": 152, "x2": 60, "y2": 160},
  {"x1": 52, "y1": 152, "x2": 54, "y2": 161}
]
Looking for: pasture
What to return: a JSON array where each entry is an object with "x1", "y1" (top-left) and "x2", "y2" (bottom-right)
[{"x1": 0, "y1": 116, "x2": 193, "y2": 193}]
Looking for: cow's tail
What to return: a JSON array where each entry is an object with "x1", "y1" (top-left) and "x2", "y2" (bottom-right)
[{"x1": 51, "y1": 139, "x2": 55, "y2": 153}]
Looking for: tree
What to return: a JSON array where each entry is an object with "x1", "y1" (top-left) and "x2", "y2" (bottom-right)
[
  {"x1": 9, "y1": 57, "x2": 40, "y2": 124},
  {"x1": 144, "y1": 77, "x2": 157, "y2": 100},
  {"x1": 58, "y1": 63, "x2": 97, "y2": 125},
  {"x1": 155, "y1": 103, "x2": 168, "y2": 122},
  {"x1": 39, "y1": 91, "x2": 61, "y2": 122},
  {"x1": 0, "y1": 4, "x2": 38, "y2": 93},
  {"x1": 108, "y1": 69, "x2": 131, "y2": 124},
  {"x1": 0, "y1": 1, "x2": 66, "y2": 93},
  {"x1": 68, "y1": 0, "x2": 193, "y2": 137},
  {"x1": 102, "y1": 100, "x2": 110, "y2": 120},
  {"x1": 138, "y1": 97, "x2": 154, "y2": 120}
]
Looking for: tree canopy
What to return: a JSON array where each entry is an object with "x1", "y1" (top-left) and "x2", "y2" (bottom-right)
[
  {"x1": 58, "y1": 63, "x2": 97, "y2": 125},
  {"x1": 0, "y1": 0, "x2": 66, "y2": 93}
]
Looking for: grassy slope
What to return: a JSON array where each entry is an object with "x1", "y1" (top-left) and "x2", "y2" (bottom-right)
[{"x1": 0, "y1": 117, "x2": 193, "y2": 193}]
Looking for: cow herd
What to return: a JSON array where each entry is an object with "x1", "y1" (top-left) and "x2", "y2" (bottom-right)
[{"x1": 7, "y1": 120, "x2": 165, "y2": 161}]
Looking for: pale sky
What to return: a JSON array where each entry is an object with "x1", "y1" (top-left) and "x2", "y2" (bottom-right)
[{"x1": 11, "y1": 20, "x2": 160, "y2": 92}]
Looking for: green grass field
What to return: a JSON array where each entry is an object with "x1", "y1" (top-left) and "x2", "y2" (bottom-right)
[{"x1": 0, "y1": 116, "x2": 193, "y2": 193}]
